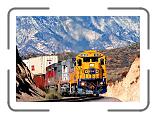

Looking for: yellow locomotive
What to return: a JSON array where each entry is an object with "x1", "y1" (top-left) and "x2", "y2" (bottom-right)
[{"x1": 70, "y1": 50, "x2": 107, "y2": 95}]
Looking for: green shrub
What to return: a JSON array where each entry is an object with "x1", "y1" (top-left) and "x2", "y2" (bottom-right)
[{"x1": 45, "y1": 89, "x2": 62, "y2": 100}]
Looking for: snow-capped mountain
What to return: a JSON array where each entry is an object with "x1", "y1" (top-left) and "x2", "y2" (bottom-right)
[{"x1": 16, "y1": 16, "x2": 140, "y2": 55}]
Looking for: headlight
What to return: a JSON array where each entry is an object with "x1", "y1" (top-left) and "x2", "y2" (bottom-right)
[
  {"x1": 84, "y1": 54, "x2": 88, "y2": 56},
  {"x1": 94, "y1": 53, "x2": 99, "y2": 57},
  {"x1": 100, "y1": 82, "x2": 103, "y2": 85},
  {"x1": 90, "y1": 63, "x2": 94, "y2": 67},
  {"x1": 81, "y1": 82, "x2": 85, "y2": 86},
  {"x1": 81, "y1": 54, "x2": 87, "y2": 57}
]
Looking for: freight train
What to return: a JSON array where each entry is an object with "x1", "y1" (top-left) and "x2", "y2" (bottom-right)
[{"x1": 31, "y1": 50, "x2": 107, "y2": 96}]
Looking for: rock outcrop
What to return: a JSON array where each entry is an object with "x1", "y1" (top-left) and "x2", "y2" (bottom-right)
[
  {"x1": 16, "y1": 47, "x2": 46, "y2": 101},
  {"x1": 105, "y1": 57, "x2": 140, "y2": 102}
]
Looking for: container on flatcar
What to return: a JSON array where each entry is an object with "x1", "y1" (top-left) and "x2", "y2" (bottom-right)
[
  {"x1": 23, "y1": 59, "x2": 29, "y2": 68},
  {"x1": 23, "y1": 55, "x2": 58, "y2": 75}
]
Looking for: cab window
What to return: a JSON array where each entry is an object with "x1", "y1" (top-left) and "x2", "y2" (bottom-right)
[
  {"x1": 91, "y1": 57, "x2": 98, "y2": 62},
  {"x1": 77, "y1": 59, "x2": 82, "y2": 66},
  {"x1": 83, "y1": 57, "x2": 90, "y2": 62},
  {"x1": 100, "y1": 59, "x2": 104, "y2": 65},
  {"x1": 105, "y1": 57, "x2": 107, "y2": 64}
]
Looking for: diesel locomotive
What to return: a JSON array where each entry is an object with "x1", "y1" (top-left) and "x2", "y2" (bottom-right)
[{"x1": 69, "y1": 50, "x2": 107, "y2": 96}]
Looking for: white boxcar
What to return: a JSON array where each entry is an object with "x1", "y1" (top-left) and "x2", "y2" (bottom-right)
[
  {"x1": 23, "y1": 59, "x2": 29, "y2": 68},
  {"x1": 24, "y1": 55, "x2": 58, "y2": 75}
]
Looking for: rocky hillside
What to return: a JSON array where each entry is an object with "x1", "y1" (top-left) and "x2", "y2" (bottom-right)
[
  {"x1": 102, "y1": 43, "x2": 140, "y2": 82},
  {"x1": 105, "y1": 57, "x2": 140, "y2": 102},
  {"x1": 16, "y1": 47, "x2": 46, "y2": 102}
]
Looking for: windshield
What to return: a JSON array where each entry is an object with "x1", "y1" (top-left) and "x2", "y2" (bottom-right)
[{"x1": 83, "y1": 57, "x2": 98, "y2": 62}]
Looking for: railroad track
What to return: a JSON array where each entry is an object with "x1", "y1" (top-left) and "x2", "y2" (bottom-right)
[{"x1": 37, "y1": 96, "x2": 104, "y2": 102}]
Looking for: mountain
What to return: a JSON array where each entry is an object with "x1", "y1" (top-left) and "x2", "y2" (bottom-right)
[{"x1": 16, "y1": 16, "x2": 140, "y2": 56}]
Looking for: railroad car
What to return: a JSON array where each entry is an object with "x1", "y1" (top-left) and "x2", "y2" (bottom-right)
[
  {"x1": 45, "y1": 60, "x2": 74, "y2": 91},
  {"x1": 33, "y1": 74, "x2": 46, "y2": 90},
  {"x1": 45, "y1": 64, "x2": 57, "y2": 88},
  {"x1": 23, "y1": 55, "x2": 58, "y2": 75},
  {"x1": 70, "y1": 50, "x2": 107, "y2": 95}
]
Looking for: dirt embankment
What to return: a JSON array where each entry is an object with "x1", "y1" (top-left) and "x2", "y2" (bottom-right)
[
  {"x1": 16, "y1": 47, "x2": 46, "y2": 102},
  {"x1": 105, "y1": 57, "x2": 140, "y2": 102}
]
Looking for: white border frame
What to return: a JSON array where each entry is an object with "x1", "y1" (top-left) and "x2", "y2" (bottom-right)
[{"x1": 8, "y1": 7, "x2": 149, "y2": 112}]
